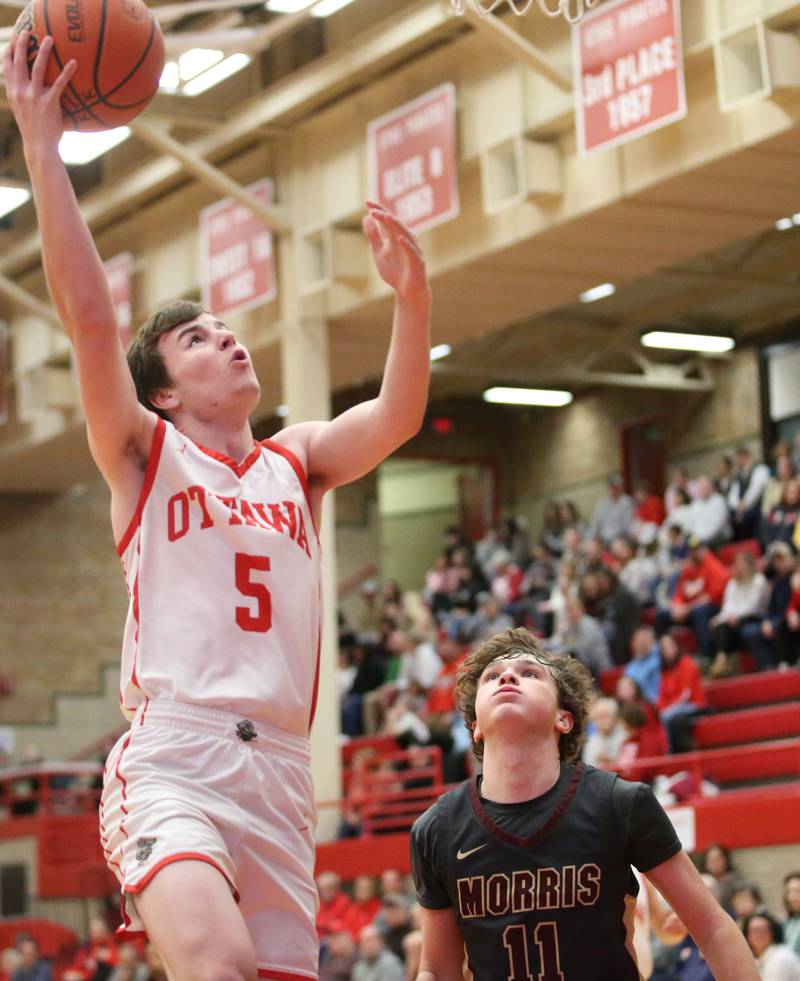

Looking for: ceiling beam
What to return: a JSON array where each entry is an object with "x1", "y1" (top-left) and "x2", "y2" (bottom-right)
[
  {"x1": 130, "y1": 119, "x2": 290, "y2": 233},
  {"x1": 0, "y1": 272, "x2": 61, "y2": 328}
]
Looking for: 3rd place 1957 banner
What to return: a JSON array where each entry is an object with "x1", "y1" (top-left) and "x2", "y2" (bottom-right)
[{"x1": 573, "y1": 0, "x2": 686, "y2": 156}]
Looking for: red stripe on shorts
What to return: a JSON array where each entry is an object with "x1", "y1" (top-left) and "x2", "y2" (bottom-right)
[
  {"x1": 125, "y1": 852, "x2": 241, "y2": 904},
  {"x1": 257, "y1": 971, "x2": 316, "y2": 980}
]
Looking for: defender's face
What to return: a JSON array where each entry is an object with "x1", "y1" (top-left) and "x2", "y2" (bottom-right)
[
  {"x1": 155, "y1": 313, "x2": 260, "y2": 419},
  {"x1": 473, "y1": 653, "x2": 570, "y2": 748}
]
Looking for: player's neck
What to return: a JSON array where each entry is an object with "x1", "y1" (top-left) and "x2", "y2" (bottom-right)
[
  {"x1": 480, "y1": 740, "x2": 561, "y2": 804},
  {"x1": 175, "y1": 413, "x2": 255, "y2": 463}
]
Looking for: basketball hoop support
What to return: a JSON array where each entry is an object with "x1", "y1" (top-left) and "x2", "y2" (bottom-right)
[
  {"x1": 455, "y1": 2, "x2": 572, "y2": 92},
  {"x1": 451, "y1": 0, "x2": 601, "y2": 24}
]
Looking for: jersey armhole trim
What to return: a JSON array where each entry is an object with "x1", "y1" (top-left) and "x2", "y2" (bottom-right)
[
  {"x1": 261, "y1": 438, "x2": 320, "y2": 543},
  {"x1": 116, "y1": 416, "x2": 167, "y2": 557}
]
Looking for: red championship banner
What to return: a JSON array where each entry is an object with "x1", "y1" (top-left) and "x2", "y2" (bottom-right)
[
  {"x1": 367, "y1": 83, "x2": 459, "y2": 233},
  {"x1": 199, "y1": 179, "x2": 277, "y2": 319},
  {"x1": 573, "y1": 0, "x2": 686, "y2": 156},
  {"x1": 0, "y1": 321, "x2": 7, "y2": 426},
  {"x1": 104, "y1": 252, "x2": 133, "y2": 350}
]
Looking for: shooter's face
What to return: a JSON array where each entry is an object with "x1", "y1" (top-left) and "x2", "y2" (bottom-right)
[{"x1": 155, "y1": 312, "x2": 260, "y2": 421}]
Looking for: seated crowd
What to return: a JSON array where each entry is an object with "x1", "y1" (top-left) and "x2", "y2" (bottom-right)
[{"x1": 338, "y1": 443, "x2": 800, "y2": 793}]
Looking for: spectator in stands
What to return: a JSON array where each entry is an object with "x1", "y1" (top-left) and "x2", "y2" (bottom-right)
[
  {"x1": 384, "y1": 692, "x2": 430, "y2": 747},
  {"x1": 729, "y1": 445, "x2": 771, "y2": 541},
  {"x1": 352, "y1": 925, "x2": 405, "y2": 981},
  {"x1": 709, "y1": 550, "x2": 770, "y2": 678},
  {"x1": 624, "y1": 625, "x2": 661, "y2": 704},
  {"x1": 582, "y1": 696, "x2": 626, "y2": 768},
  {"x1": 488, "y1": 552, "x2": 524, "y2": 608},
  {"x1": 664, "y1": 486, "x2": 694, "y2": 540},
  {"x1": 340, "y1": 640, "x2": 388, "y2": 738},
  {"x1": 743, "y1": 911, "x2": 800, "y2": 980},
  {"x1": 319, "y1": 924, "x2": 359, "y2": 981},
  {"x1": 450, "y1": 592, "x2": 512, "y2": 645},
  {"x1": 375, "y1": 894, "x2": 413, "y2": 962},
  {"x1": 732, "y1": 884, "x2": 765, "y2": 930},
  {"x1": 612, "y1": 536, "x2": 658, "y2": 606},
  {"x1": 341, "y1": 876, "x2": 382, "y2": 940},
  {"x1": 401, "y1": 931, "x2": 422, "y2": 981},
  {"x1": 538, "y1": 567, "x2": 576, "y2": 644},
  {"x1": 588, "y1": 474, "x2": 635, "y2": 546},
  {"x1": 594, "y1": 565, "x2": 641, "y2": 665},
  {"x1": 0, "y1": 950, "x2": 22, "y2": 981},
  {"x1": 510, "y1": 547, "x2": 555, "y2": 628},
  {"x1": 63, "y1": 917, "x2": 119, "y2": 981},
  {"x1": 700, "y1": 843, "x2": 745, "y2": 914},
  {"x1": 782, "y1": 873, "x2": 800, "y2": 959},
  {"x1": 631, "y1": 480, "x2": 666, "y2": 546},
  {"x1": 662, "y1": 873, "x2": 720, "y2": 981},
  {"x1": 716, "y1": 454, "x2": 735, "y2": 498},
  {"x1": 559, "y1": 499, "x2": 584, "y2": 537},
  {"x1": 357, "y1": 579, "x2": 384, "y2": 640},
  {"x1": 11, "y1": 939, "x2": 50, "y2": 981},
  {"x1": 499, "y1": 516, "x2": 531, "y2": 569},
  {"x1": 379, "y1": 870, "x2": 411, "y2": 904},
  {"x1": 657, "y1": 633, "x2": 707, "y2": 753},
  {"x1": 106, "y1": 945, "x2": 146, "y2": 981},
  {"x1": 665, "y1": 465, "x2": 697, "y2": 514},
  {"x1": 362, "y1": 630, "x2": 441, "y2": 735},
  {"x1": 742, "y1": 542, "x2": 796, "y2": 670},
  {"x1": 316, "y1": 872, "x2": 354, "y2": 941},
  {"x1": 540, "y1": 500, "x2": 565, "y2": 557},
  {"x1": 614, "y1": 675, "x2": 668, "y2": 759},
  {"x1": 762, "y1": 455, "x2": 796, "y2": 519},
  {"x1": 614, "y1": 702, "x2": 665, "y2": 779},
  {"x1": 793, "y1": 435, "x2": 800, "y2": 477},
  {"x1": 760, "y1": 479, "x2": 800, "y2": 552},
  {"x1": 683, "y1": 477, "x2": 732, "y2": 548},
  {"x1": 475, "y1": 525, "x2": 505, "y2": 582},
  {"x1": 655, "y1": 541, "x2": 730, "y2": 659},
  {"x1": 560, "y1": 595, "x2": 613, "y2": 679}
]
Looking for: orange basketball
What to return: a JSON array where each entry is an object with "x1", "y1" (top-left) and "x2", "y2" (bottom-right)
[{"x1": 14, "y1": 0, "x2": 165, "y2": 131}]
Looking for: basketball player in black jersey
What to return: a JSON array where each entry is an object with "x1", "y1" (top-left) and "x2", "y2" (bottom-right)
[{"x1": 410, "y1": 628, "x2": 758, "y2": 980}]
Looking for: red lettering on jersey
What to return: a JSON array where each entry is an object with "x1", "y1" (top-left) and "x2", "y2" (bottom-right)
[
  {"x1": 251, "y1": 502, "x2": 282, "y2": 534},
  {"x1": 187, "y1": 485, "x2": 214, "y2": 529},
  {"x1": 238, "y1": 500, "x2": 265, "y2": 528},
  {"x1": 536, "y1": 868, "x2": 560, "y2": 910},
  {"x1": 219, "y1": 496, "x2": 244, "y2": 525},
  {"x1": 295, "y1": 507, "x2": 311, "y2": 558},
  {"x1": 167, "y1": 491, "x2": 190, "y2": 541},
  {"x1": 280, "y1": 500, "x2": 298, "y2": 540},
  {"x1": 264, "y1": 503, "x2": 293, "y2": 538},
  {"x1": 576, "y1": 864, "x2": 601, "y2": 906}
]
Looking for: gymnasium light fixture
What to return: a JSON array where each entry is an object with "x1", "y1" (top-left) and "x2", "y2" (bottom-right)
[
  {"x1": 276, "y1": 404, "x2": 290, "y2": 417},
  {"x1": 775, "y1": 217, "x2": 795, "y2": 231},
  {"x1": 483, "y1": 387, "x2": 573, "y2": 407},
  {"x1": 430, "y1": 344, "x2": 452, "y2": 361},
  {"x1": 0, "y1": 186, "x2": 30, "y2": 219},
  {"x1": 183, "y1": 54, "x2": 251, "y2": 95},
  {"x1": 579, "y1": 282, "x2": 616, "y2": 303},
  {"x1": 59, "y1": 128, "x2": 131, "y2": 165},
  {"x1": 640, "y1": 331, "x2": 735, "y2": 354},
  {"x1": 265, "y1": 0, "x2": 356, "y2": 14}
]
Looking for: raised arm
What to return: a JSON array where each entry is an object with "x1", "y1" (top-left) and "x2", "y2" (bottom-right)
[
  {"x1": 4, "y1": 32, "x2": 154, "y2": 491},
  {"x1": 416, "y1": 907, "x2": 465, "y2": 981},
  {"x1": 277, "y1": 201, "x2": 431, "y2": 493},
  {"x1": 646, "y1": 850, "x2": 759, "y2": 980}
]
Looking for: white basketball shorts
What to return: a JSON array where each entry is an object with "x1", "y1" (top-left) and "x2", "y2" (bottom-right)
[{"x1": 100, "y1": 699, "x2": 319, "y2": 980}]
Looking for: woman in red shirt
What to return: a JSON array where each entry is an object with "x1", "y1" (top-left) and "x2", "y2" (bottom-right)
[{"x1": 657, "y1": 633, "x2": 708, "y2": 753}]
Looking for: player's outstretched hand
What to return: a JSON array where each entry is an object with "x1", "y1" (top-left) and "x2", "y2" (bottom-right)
[
  {"x1": 363, "y1": 199, "x2": 430, "y2": 302},
  {"x1": 4, "y1": 31, "x2": 76, "y2": 152}
]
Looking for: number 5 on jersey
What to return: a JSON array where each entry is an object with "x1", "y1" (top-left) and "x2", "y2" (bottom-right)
[{"x1": 235, "y1": 552, "x2": 272, "y2": 632}]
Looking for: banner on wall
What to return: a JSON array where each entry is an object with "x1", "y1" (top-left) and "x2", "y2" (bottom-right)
[
  {"x1": 0, "y1": 322, "x2": 7, "y2": 427},
  {"x1": 573, "y1": 0, "x2": 686, "y2": 156},
  {"x1": 104, "y1": 252, "x2": 134, "y2": 350},
  {"x1": 367, "y1": 83, "x2": 459, "y2": 233},
  {"x1": 199, "y1": 178, "x2": 277, "y2": 319}
]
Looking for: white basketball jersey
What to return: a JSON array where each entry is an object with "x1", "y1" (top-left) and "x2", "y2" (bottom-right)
[{"x1": 116, "y1": 417, "x2": 323, "y2": 737}]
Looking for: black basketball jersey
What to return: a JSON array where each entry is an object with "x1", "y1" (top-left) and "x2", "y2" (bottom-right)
[{"x1": 411, "y1": 762, "x2": 681, "y2": 981}]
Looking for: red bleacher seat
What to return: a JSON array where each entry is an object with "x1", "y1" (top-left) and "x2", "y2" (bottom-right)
[
  {"x1": 599, "y1": 665, "x2": 624, "y2": 695},
  {"x1": 706, "y1": 670, "x2": 800, "y2": 711},
  {"x1": 694, "y1": 703, "x2": 800, "y2": 749},
  {"x1": 717, "y1": 539, "x2": 761, "y2": 566}
]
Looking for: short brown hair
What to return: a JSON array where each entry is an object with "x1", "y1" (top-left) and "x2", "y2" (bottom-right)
[
  {"x1": 454, "y1": 628, "x2": 595, "y2": 763},
  {"x1": 126, "y1": 300, "x2": 204, "y2": 418}
]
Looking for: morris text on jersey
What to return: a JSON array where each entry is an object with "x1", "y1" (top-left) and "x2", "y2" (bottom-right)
[
  {"x1": 166, "y1": 486, "x2": 312, "y2": 558},
  {"x1": 457, "y1": 864, "x2": 601, "y2": 919}
]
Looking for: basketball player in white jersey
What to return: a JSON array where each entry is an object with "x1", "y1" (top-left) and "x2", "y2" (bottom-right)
[{"x1": 6, "y1": 34, "x2": 431, "y2": 981}]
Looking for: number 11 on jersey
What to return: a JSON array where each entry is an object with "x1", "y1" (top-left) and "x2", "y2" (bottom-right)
[{"x1": 503, "y1": 922, "x2": 565, "y2": 981}]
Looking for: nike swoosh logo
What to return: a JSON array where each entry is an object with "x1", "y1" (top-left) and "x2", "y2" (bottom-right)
[{"x1": 457, "y1": 844, "x2": 487, "y2": 860}]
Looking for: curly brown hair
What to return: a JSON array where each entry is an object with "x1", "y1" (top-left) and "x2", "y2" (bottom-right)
[
  {"x1": 126, "y1": 300, "x2": 205, "y2": 419},
  {"x1": 454, "y1": 628, "x2": 595, "y2": 763}
]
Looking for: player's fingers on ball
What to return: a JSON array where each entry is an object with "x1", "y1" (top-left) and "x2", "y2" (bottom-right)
[
  {"x1": 11, "y1": 29, "x2": 29, "y2": 82},
  {"x1": 30, "y1": 35, "x2": 53, "y2": 87},
  {"x1": 51, "y1": 58, "x2": 77, "y2": 97}
]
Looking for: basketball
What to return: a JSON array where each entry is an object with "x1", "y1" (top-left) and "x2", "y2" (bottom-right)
[{"x1": 13, "y1": 0, "x2": 165, "y2": 131}]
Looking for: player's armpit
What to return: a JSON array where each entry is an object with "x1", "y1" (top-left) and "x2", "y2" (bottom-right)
[
  {"x1": 646, "y1": 851, "x2": 760, "y2": 980},
  {"x1": 417, "y1": 906, "x2": 465, "y2": 981}
]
